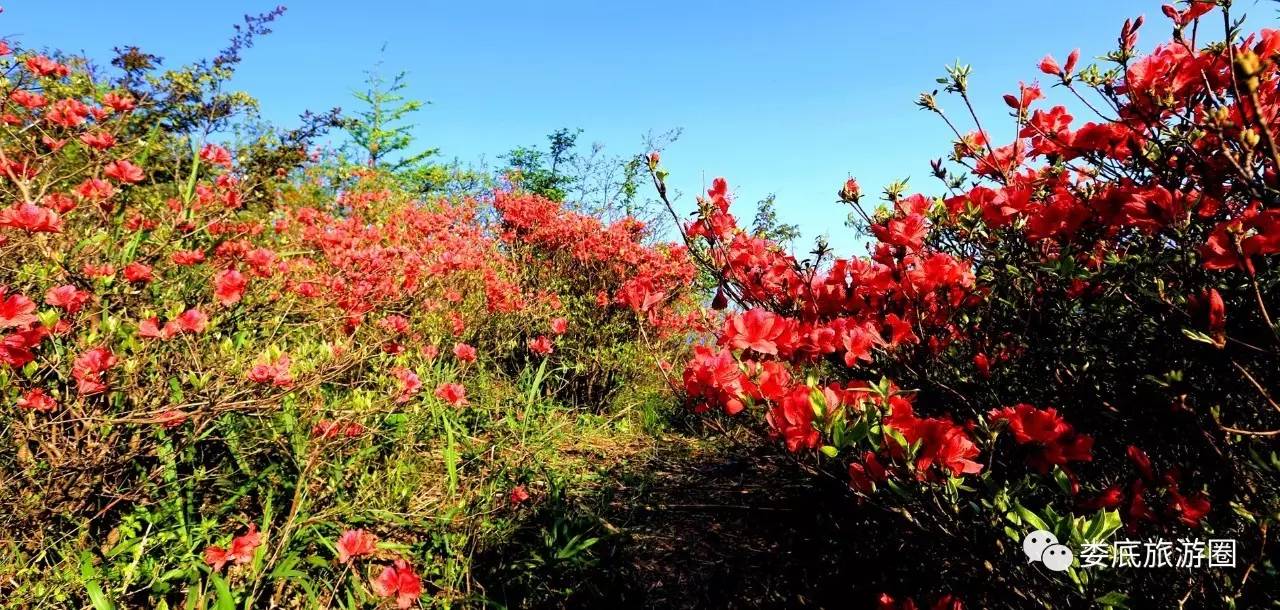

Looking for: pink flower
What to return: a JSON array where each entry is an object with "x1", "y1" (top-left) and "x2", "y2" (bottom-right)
[
  {"x1": 509, "y1": 485, "x2": 530, "y2": 506},
  {"x1": 372, "y1": 560, "x2": 422, "y2": 609},
  {"x1": 200, "y1": 144, "x2": 233, "y2": 168},
  {"x1": 393, "y1": 367, "x2": 421, "y2": 403},
  {"x1": 550, "y1": 317, "x2": 568, "y2": 335},
  {"x1": 434, "y1": 383, "x2": 468, "y2": 407},
  {"x1": 228, "y1": 525, "x2": 262, "y2": 565},
  {"x1": 206, "y1": 525, "x2": 262, "y2": 572},
  {"x1": 452, "y1": 342, "x2": 477, "y2": 362},
  {"x1": 103, "y1": 159, "x2": 145, "y2": 183},
  {"x1": 335, "y1": 529, "x2": 377, "y2": 564},
  {"x1": 44, "y1": 285, "x2": 90, "y2": 315},
  {"x1": 204, "y1": 546, "x2": 230, "y2": 572},
  {"x1": 248, "y1": 354, "x2": 293, "y2": 387},
  {"x1": 213, "y1": 269, "x2": 247, "y2": 306},
  {"x1": 16, "y1": 388, "x2": 57, "y2": 412},
  {"x1": 72, "y1": 346, "x2": 117, "y2": 395},
  {"x1": 138, "y1": 317, "x2": 166, "y2": 340},
  {"x1": 0, "y1": 203, "x2": 62, "y2": 233},
  {"x1": 176, "y1": 308, "x2": 209, "y2": 334},
  {"x1": 527, "y1": 335, "x2": 554, "y2": 355},
  {"x1": 123, "y1": 262, "x2": 154, "y2": 283}
]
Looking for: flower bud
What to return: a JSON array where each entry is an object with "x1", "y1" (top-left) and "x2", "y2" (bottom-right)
[
  {"x1": 838, "y1": 178, "x2": 861, "y2": 204},
  {"x1": 711, "y1": 286, "x2": 728, "y2": 310}
]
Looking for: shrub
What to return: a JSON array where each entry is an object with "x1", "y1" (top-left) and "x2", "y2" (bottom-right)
[
  {"x1": 0, "y1": 26, "x2": 695, "y2": 608},
  {"x1": 667, "y1": 5, "x2": 1280, "y2": 608}
]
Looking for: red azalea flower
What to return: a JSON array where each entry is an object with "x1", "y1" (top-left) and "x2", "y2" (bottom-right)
[
  {"x1": 172, "y1": 249, "x2": 207, "y2": 266},
  {"x1": 76, "y1": 178, "x2": 115, "y2": 202},
  {"x1": 434, "y1": 382, "x2": 468, "y2": 406},
  {"x1": 102, "y1": 92, "x2": 135, "y2": 113},
  {"x1": 848, "y1": 450, "x2": 888, "y2": 493},
  {"x1": 169, "y1": 308, "x2": 209, "y2": 335},
  {"x1": 886, "y1": 401, "x2": 983, "y2": 478},
  {"x1": 1079, "y1": 484, "x2": 1125, "y2": 511},
  {"x1": 452, "y1": 342, "x2": 477, "y2": 362},
  {"x1": 46, "y1": 98, "x2": 88, "y2": 127},
  {"x1": 16, "y1": 387, "x2": 58, "y2": 412},
  {"x1": 336, "y1": 529, "x2": 377, "y2": 564},
  {"x1": 200, "y1": 144, "x2": 234, "y2": 168},
  {"x1": 1127, "y1": 445, "x2": 1155, "y2": 481},
  {"x1": 79, "y1": 130, "x2": 116, "y2": 150},
  {"x1": 0, "y1": 202, "x2": 63, "y2": 233},
  {"x1": 766, "y1": 386, "x2": 821, "y2": 452},
  {"x1": 1, "y1": 325, "x2": 46, "y2": 368},
  {"x1": 43, "y1": 192, "x2": 77, "y2": 214},
  {"x1": 204, "y1": 546, "x2": 230, "y2": 572},
  {"x1": 213, "y1": 269, "x2": 248, "y2": 306},
  {"x1": 10, "y1": 89, "x2": 46, "y2": 109},
  {"x1": 123, "y1": 262, "x2": 154, "y2": 283},
  {"x1": 372, "y1": 559, "x2": 422, "y2": 609},
  {"x1": 527, "y1": 335, "x2": 554, "y2": 355},
  {"x1": 247, "y1": 354, "x2": 293, "y2": 387},
  {"x1": 509, "y1": 484, "x2": 531, "y2": 506},
  {"x1": 228, "y1": 525, "x2": 262, "y2": 565},
  {"x1": 988, "y1": 404, "x2": 1093, "y2": 473},
  {"x1": 1039, "y1": 54, "x2": 1063, "y2": 76},
  {"x1": 103, "y1": 159, "x2": 145, "y2": 183},
  {"x1": 724, "y1": 307, "x2": 789, "y2": 356},
  {"x1": 550, "y1": 317, "x2": 568, "y2": 335},
  {"x1": 0, "y1": 289, "x2": 38, "y2": 329},
  {"x1": 1169, "y1": 487, "x2": 1211, "y2": 527},
  {"x1": 138, "y1": 317, "x2": 167, "y2": 340},
  {"x1": 393, "y1": 367, "x2": 422, "y2": 403},
  {"x1": 44, "y1": 285, "x2": 89, "y2": 314},
  {"x1": 72, "y1": 346, "x2": 117, "y2": 395},
  {"x1": 25, "y1": 55, "x2": 68, "y2": 78}
]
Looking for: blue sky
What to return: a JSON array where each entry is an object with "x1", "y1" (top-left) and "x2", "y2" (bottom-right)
[{"x1": 6, "y1": 1, "x2": 1272, "y2": 253}]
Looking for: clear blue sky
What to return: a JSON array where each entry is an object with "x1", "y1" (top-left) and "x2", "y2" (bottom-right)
[{"x1": 6, "y1": 1, "x2": 1272, "y2": 253}]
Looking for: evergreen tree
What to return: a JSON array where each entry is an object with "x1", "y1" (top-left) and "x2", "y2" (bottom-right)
[{"x1": 343, "y1": 49, "x2": 437, "y2": 172}]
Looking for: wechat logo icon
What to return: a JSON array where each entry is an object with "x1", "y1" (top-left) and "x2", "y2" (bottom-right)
[{"x1": 1023, "y1": 529, "x2": 1074, "y2": 572}]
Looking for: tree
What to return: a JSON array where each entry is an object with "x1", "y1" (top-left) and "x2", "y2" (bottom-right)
[
  {"x1": 750, "y1": 193, "x2": 800, "y2": 247},
  {"x1": 343, "y1": 49, "x2": 437, "y2": 172},
  {"x1": 502, "y1": 127, "x2": 581, "y2": 201}
]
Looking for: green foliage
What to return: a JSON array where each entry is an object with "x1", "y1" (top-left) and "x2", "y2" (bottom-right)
[
  {"x1": 750, "y1": 193, "x2": 800, "y2": 247},
  {"x1": 342, "y1": 50, "x2": 438, "y2": 172},
  {"x1": 503, "y1": 128, "x2": 582, "y2": 202}
]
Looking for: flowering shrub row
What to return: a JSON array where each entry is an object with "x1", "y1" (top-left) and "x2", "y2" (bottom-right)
[
  {"x1": 668, "y1": 4, "x2": 1279, "y2": 607},
  {"x1": 0, "y1": 32, "x2": 696, "y2": 607}
]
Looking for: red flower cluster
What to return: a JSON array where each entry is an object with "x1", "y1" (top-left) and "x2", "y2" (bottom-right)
[
  {"x1": 138, "y1": 309, "x2": 208, "y2": 340},
  {"x1": 247, "y1": 354, "x2": 294, "y2": 388},
  {"x1": 878, "y1": 593, "x2": 964, "y2": 610},
  {"x1": 204, "y1": 525, "x2": 262, "y2": 572},
  {"x1": 493, "y1": 191, "x2": 697, "y2": 331},
  {"x1": 1081, "y1": 446, "x2": 1211, "y2": 530},
  {"x1": 335, "y1": 529, "x2": 377, "y2": 564},
  {"x1": 676, "y1": 177, "x2": 981, "y2": 485},
  {"x1": 72, "y1": 346, "x2": 117, "y2": 395},
  {"x1": 988, "y1": 404, "x2": 1093, "y2": 474},
  {"x1": 372, "y1": 559, "x2": 422, "y2": 609}
]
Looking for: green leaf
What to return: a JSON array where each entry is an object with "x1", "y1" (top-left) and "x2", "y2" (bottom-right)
[
  {"x1": 1096, "y1": 591, "x2": 1130, "y2": 609},
  {"x1": 1014, "y1": 503, "x2": 1049, "y2": 532},
  {"x1": 211, "y1": 573, "x2": 236, "y2": 610},
  {"x1": 79, "y1": 552, "x2": 116, "y2": 610}
]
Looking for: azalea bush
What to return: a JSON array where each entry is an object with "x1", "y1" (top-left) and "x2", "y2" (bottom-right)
[
  {"x1": 668, "y1": 3, "x2": 1279, "y2": 608},
  {"x1": 0, "y1": 21, "x2": 696, "y2": 609}
]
